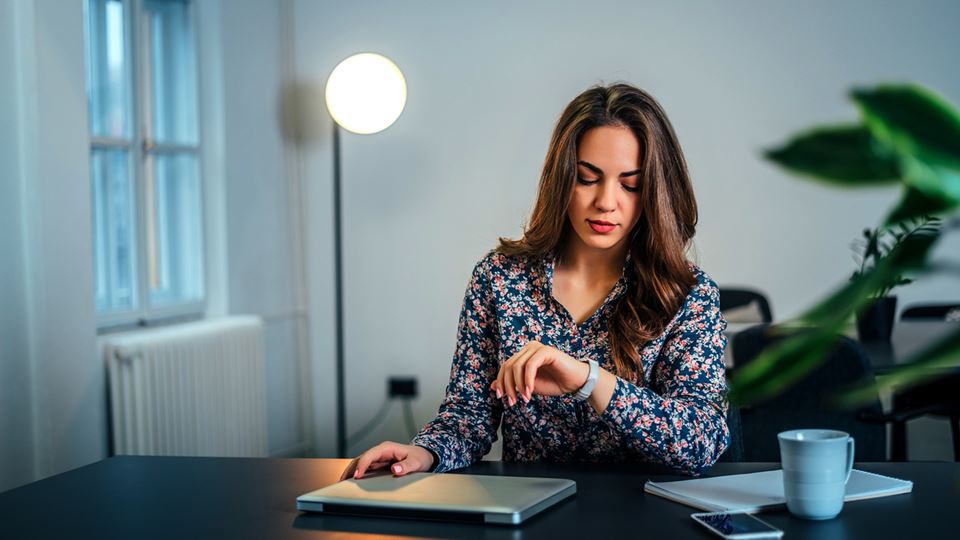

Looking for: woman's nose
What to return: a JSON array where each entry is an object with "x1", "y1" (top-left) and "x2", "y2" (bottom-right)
[{"x1": 593, "y1": 180, "x2": 617, "y2": 212}]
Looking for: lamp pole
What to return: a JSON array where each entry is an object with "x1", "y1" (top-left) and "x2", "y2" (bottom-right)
[{"x1": 333, "y1": 123, "x2": 346, "y2": 458}]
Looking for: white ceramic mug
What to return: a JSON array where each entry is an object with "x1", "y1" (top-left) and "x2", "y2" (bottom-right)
[{"x1": 778, "y1": 429, "x2": 855, "y2": 520}]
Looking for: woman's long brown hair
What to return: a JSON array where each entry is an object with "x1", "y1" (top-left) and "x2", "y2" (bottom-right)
[{"x1": 497, "y1": 83, "x2": 698, "y2": 382}]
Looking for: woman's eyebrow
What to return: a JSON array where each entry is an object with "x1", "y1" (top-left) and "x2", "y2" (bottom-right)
[{"x1": 577, "y1": 160, "x2": 642, "y2": 178}]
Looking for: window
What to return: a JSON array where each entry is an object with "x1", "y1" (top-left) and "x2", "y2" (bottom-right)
[{"x1": 84, "y1": 0, "x2": 204, "y2": 328}]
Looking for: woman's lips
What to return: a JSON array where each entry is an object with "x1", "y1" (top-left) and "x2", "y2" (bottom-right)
[{"x1": 588, "y1": 220, "x2": 616, "y2": 234}]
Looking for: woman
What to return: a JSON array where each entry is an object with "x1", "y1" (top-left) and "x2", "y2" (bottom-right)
[{"x1": 341, "y1": 83, "x2": 729, "y2": 481}]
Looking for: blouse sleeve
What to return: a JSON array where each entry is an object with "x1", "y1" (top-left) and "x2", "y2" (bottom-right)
[
  {"x1": 411, "y1": 256, "x2": 504, "y2": 472},
  {"x1": 599, "y1": 274, "x2": 730, "y2": 475}
]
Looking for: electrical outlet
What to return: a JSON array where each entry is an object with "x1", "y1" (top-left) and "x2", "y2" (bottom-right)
[{"x1": 388, "y1": 377, "x2": 417, "y2": 399}]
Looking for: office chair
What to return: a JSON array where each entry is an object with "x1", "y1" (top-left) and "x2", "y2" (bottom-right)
[
  {"x1": 867, "y1": 304, "x2": 960, "y2": 461},
  {"x1": 731, "y1": 325, "x2": 886, "y2": 462},
  {"x1": 719, "y1": 288, "x2": 773, "y2": 324}
]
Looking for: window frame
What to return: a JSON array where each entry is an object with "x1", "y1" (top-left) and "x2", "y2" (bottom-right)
[{"x1": 88, "y1": 0, "x2": 207, "y2": 331}]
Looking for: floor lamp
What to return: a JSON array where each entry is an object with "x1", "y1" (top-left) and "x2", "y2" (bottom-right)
[{"x1": 324, "y1": 53, "x2": 407, "y2": 457}]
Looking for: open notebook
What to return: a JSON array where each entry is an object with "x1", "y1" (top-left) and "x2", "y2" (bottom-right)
[{"x1": 645, "y1": 469, "x2": 912, "y2": 513}]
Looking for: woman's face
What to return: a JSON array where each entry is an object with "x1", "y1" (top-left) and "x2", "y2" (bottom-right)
[{"x1": 566, "y1": 125, "x2": 644, "y2": 253}]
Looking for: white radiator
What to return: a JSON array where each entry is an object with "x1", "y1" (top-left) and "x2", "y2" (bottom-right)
[{"x1": 105, "y1": 316, "x2": 268, "y2": 457}]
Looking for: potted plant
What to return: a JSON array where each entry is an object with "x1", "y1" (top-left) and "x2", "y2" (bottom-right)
[{"x1": 851, "y1": 217, "x2": 941, "y2": 341}]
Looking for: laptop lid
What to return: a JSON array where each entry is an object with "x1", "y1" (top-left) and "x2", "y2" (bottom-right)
[{"x1": 296, "y1": 472, "x2": 576, "y2": 525}]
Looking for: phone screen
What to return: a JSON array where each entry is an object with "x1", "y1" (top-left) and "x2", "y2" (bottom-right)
[{"x1": 692, "y1": 512, "x2": 782, "y2": 538}]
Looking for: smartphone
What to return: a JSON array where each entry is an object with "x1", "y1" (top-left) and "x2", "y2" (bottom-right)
[{"x1": 691, "y1": 511, "x2": 783, "y2": 539}]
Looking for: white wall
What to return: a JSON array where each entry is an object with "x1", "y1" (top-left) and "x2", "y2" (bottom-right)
[
  {"x1": 0, "y1": 0, "x2": 103, "y2": 491},
  {"x1": 218, "y1": 0, "x2": 313, "y2": 457},
  {"x1": 0, "y1": 0, "x2": 37, "y2": 492},
  {"x1": 292, "y1": 0, "x2": 960, "y2": 454}
]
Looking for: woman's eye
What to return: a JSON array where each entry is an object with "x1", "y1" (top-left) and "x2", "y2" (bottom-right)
[
  {"x1": 576, "y1": 177, "x2": 599, "y2": 186},
  {"x1": 622, "y1": 184, "x2": 639, "y2": 193}
]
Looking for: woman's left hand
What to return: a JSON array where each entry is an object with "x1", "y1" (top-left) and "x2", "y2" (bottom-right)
[{"x1": 491, "y1": 341, "x2": 590, "y2": 406}]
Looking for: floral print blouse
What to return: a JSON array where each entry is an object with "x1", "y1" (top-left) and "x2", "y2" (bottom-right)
[{"x1": 411, "y1": 248, "x2": 730, "y2": 476}]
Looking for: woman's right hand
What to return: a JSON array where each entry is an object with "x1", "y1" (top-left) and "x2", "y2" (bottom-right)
[{"x1": 338, "y1": 441, "x2": 436, "y2": 481}]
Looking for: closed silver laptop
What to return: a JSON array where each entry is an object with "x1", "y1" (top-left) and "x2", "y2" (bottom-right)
[{"x1": 296, "y1": 472, "x2": 576, "y2": 525}]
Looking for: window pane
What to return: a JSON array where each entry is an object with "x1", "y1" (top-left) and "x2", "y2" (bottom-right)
[
  {"x1": 91, "y1": 148, "x2": 137, "y2": 312},
  {"x1": 84, "y1": 0, "x2": 131, "y2": 139},
  {"x1": 144, "y1": 0, "x2": 198, "y2": 145},
  {"x1": 147, "y1": 152, "x2": 204, "y2": 306}
]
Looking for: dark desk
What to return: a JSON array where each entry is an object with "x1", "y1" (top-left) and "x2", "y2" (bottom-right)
[{"x1": 1, "y1": 457, "x2": 957, "y2": 539}]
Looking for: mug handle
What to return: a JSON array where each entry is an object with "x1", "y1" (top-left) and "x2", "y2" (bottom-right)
[{"x1": 844, "y1": 437, "x2": 855, "y2": 484}]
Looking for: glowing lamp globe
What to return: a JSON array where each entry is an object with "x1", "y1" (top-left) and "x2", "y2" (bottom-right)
[{"x1": 325, "y1": 53, "x2": 407, "y2": 135}]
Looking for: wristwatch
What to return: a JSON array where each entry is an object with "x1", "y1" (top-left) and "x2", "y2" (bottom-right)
[{"x1": 573, "y1": 359, "x2": 599, "y2": 401}]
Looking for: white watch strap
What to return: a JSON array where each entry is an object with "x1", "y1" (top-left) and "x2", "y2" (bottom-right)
[{"x1": 573, "y1": 359, "x2": 599, "y2": 401}]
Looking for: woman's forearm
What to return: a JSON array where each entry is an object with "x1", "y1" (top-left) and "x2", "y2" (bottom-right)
[{"x1": 586, "y1": 367, "x2": 617, "y2": 413}]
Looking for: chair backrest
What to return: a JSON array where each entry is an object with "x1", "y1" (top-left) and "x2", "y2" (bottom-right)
[
  {"x1": 731, "y1": 325, "x2": 886, "y2": 462},
  {"x1": 900, "y1": 303, "x2": 960, "y2": 322},
  {"x1": 719, "y1": 288, "x2": 773, "y2": 323}
]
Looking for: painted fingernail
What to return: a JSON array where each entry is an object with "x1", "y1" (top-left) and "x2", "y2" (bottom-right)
[
  {"x1": 496, "y1": 388, "x2": 502, "y2": 398},
  {"x1": 354, "y1": 470, "x2": 359, "y2": 479},
  {"x1": 392, "y1": 464, "x2": 402, "y2": 474}
]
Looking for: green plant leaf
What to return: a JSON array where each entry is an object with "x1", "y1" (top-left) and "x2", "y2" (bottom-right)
[
  {"x1": 899, "y1": 154, "x2": 960, "y2": 209},
  {"x1": 853, "y1": 84, "x2": 960, "y2": 169},
  {"x1": 764, "y1": 125, "x2": 899, "y2": 185},
  {"x1": 728, "y1": 328, "x2": 840, "y2": 405},
  {"x1": 886, "y1": 186, "x2": 958, "y2": 224},
  {"x1": 730, "y1": 273, "x2": 879, "y2": 406},
  {"x1": 801, "y1": 229, "x2": 936, "y2": 325},
  {"x1": 729, "y1": 230, "x2": 941, "y2": 405},
  {"x1": 835, "y1": 326, "x2": 960, "y2": 408},
  {"x1": 738, "y1": 83, "x2": 960, "y2": 408},
  {"x1": 800, "y1": 271, "x2": 881, "y2": 326}
]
